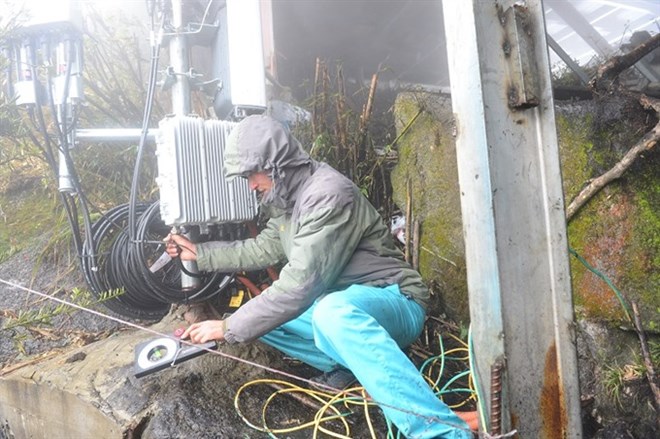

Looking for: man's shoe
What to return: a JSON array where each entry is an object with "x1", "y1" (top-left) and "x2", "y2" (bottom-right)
[{"x1": 310, "y1": 368, "x2": 357, "y2": 390}]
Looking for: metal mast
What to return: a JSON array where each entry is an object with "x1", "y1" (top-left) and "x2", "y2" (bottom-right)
[{"x1": 169, "y1": 0, "x2": 199, "y2": 290}]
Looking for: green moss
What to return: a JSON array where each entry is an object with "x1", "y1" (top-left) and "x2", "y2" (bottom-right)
[
  {"x1": 562, "y1": 103, "x2": 659, "y2": 328},
  {"x1": 390, "y1": 96, "x2": 658, "y2": 329},
  {"x1": 0, "y1": 183, "x2": 61, "y2": 263},
  {"x1": 556, "y1": 113, "x2": 593, "y2": 200},
  {"x1": 567, "y1": 189, "x2": 631, "y2": 322},
  {"x1": 391, "y1": 92, "x2": 468, "y2": 321},
  {"x1": 624, "y1": 154, "x2": 660, "y2": 329}
]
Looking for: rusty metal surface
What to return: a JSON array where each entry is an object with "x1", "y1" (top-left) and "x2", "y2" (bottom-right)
[
  {"x1": 540, "y1": 342, "x2": 569, "y2": 438},
  {"x1": 501, "y1": 4, "x2": 540, "y2": 109}
]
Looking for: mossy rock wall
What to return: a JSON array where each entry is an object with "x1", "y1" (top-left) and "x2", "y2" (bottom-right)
[
  {"x1": 391, "y1": 92, "x2": 467, "y2": 321},
  {"x1": 391, "y1": 92, "x2": 659, "y2": 329},
  {"x1": 557, "y1": 97, "x2": 659, "y2": 330}
]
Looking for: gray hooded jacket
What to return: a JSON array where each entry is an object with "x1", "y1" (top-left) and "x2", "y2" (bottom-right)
[{"x1": 196, "y1": 115, "x2": 430, "y2": 343}]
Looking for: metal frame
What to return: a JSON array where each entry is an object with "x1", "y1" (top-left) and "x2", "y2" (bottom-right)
[
  {"x1": 550, "y1": 0, "x2": 660, "y2": 83},
  {"x1": 443, "y1": 1, "x2": 582, "y2": 436}
]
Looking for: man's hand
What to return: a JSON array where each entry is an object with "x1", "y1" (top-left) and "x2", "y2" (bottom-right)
[
  {"x1": 165, "y1": 234, "x2": 197, "y2": 261},
  {"x1": 454, "y1": 410, "x2": 479, "y2": 431},
  {"x1": 181, "y1": 320, "x2": 226, "y2": 344}
]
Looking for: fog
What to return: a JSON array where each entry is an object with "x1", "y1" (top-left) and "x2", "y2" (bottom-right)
[{"x1": 271, "y1": 0, "x2": 450, "y2": 96}]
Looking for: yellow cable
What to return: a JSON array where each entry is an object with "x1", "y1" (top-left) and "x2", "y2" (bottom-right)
[
  {"x1": 234, "y1": 334, "x2": 479, "y2": 437},
  {"x1": 264, "y1": 386, "x2": 351, "y2": 436},
  {"x1": 234, "y1": 379, "x2": 351, "y2": 436}
]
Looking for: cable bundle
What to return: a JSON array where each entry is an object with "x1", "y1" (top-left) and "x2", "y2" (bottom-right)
[
  {"x1": 81, "y1": 201, "x2": 231, "y2": 320},
  {"x1": 234, "y1": 332, "x2": 477, "y2": 439}
]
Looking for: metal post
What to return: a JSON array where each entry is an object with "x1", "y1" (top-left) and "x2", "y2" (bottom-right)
[
  {"x1": 443, "y1": 1, "x2": 582, "y2": 437},
  {"x1": 170, "y1": 0, "x2": 198, "y2": 289},
  {"x1": 57, "y1": 105, "x2": 76, "y2": 193},
  {"x1": 170, "y1": 0, "x2": 191, "y2": 116},
  {"x1": 75, "y1": 128, "x2": 158, "y2": 143}
]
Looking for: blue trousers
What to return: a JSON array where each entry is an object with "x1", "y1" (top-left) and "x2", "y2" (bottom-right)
[{"x1": 260, "y1": 284, "x2": 471, "y2": 439}]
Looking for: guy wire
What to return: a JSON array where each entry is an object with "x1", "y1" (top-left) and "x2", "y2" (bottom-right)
[{"x1": 0, "y1": 277, "x2": 481, "y2": 438}]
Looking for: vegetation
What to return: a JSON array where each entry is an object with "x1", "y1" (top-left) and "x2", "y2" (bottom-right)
[
  {"x1": 0, "y1": 8, "x2": 162, "y2": 266},
  {"x1": 0, "y1": 4, "x2": 657, "y2": 434},
  {"x1": 0, "y1": 9, "x2": 165, "y2": 359},
  {"x1": 602, "y1": 339, "x2": 660, "y2": 409},
  {"x1": 2, "y1": 287, "x2": 124, "y2": 331},
  {"x1": 0, "y1": 10, "x2": 400, "y2": 353},
  {"x1": 295, "y1": 59, "x2": 397, "y2": 216}
]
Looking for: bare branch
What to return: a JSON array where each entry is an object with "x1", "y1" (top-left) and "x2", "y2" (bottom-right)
[
  {"x1": 566, "y1": 95, "x2": 659, "y2": 221},
  {"x1": 640, "y1": 93, "x2": 660, "y2": 113},
  {"x1": 591, "y1": 33, "x2": 660, "y2": 92}
]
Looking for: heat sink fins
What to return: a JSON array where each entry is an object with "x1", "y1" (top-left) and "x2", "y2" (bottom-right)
[{"x1": 156, "y1": 116, "x2": 257, "y2": 226}]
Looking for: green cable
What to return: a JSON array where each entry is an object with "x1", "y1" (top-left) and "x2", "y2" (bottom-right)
[
  {"x1": 437, "y1": 370, "x2": 472, "y2": 396},
  {"x1": 419, "y1": 333, "x2": 447, "y2": 389},
  {"x1": 418, "y1": 335, "x2": 476, "y2": 402},
  {"x1": 385, "y1": 416, "x2": 396, "y2": 439},
  {"x1": 568, "y1": 247, "x2": 633, "y2": 322},
  {"x1": 429, "y1": 248, "x2": 632, "y2": 438}
]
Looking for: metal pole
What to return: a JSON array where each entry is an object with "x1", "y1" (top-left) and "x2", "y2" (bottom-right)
[
  {"x1": 75, "y1": 128, "x2": 158, "y2": 143},
  {"x1": 170, "y1": 0, "x2": 191, "y2": 115},
  {"x1": 170, "y1": 0, "x2": 198, "y2": 289},
  {"x1": 57, "y1": 106, "x2": 75, "y2": 193},
  {"x1": 443, "y1": 1, "x2": 582, "y2": 437},
  {"x1": 546, "y1": 34, "x2": 590, "y2": 86}
]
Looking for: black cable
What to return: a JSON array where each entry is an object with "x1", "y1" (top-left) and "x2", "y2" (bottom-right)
[
  {"x1": 39, "y1": 34, "x2": 96, "y2": 265},
  {"x1": 128, "y1": 12, "x2": 163, "y2": 240},
  {"x1": 81, "y1": 203, "x2": 167, "y2": 318},
  {"x1": 80, "y1": 201, "x2": 232, "y2": 320},
  {"x1": 176, "y1": 257, "x2": 205, "y2": 279},
  {"x1": 133, "y1": 202, "x2": 232, "y2": 303},
  {"x1": 45, "y1": 36, "x2": 95, "y2": 260},
  {"x1": 26, "y1": 41, "x2": 86, "y2": 259}
]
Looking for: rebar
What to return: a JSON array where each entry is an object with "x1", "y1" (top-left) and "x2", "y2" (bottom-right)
[{"x1": 490, "y1": 360, "x2": 504, "y2": 436}]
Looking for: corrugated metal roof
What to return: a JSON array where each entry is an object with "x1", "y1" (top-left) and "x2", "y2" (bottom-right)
[{"x1": 544, "y1": 0, "x2": 660, "y2": 66}]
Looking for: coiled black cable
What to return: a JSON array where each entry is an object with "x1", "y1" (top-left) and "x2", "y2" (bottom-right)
[{"x1": 81, "y1": 201, "x2": 232, "y2": 320}]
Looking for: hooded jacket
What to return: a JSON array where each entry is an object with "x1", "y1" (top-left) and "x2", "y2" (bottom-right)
[{"x1": 195, "y1": 115, "x2": 430, "y2": 344}]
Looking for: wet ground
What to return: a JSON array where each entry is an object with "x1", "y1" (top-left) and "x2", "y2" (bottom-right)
[
  {"x1": 0, "y1": 244, "x2": 121, "y2": 370},
  {"x1": 0, "y1": 245, "x2": 395, "y2": 438}
]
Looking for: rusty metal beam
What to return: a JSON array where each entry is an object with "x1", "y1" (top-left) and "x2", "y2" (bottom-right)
[{"x1": 442, "y1": 0, "x2": 582, "y2": 437}]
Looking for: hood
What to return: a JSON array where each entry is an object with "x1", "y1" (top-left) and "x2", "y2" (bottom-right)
[
  {"x1": 224, "y1": 114, "x2": 312, "y2": 180},
  {"x1": 224, "y1": 115, "x2": 315, "y2": 213}
]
